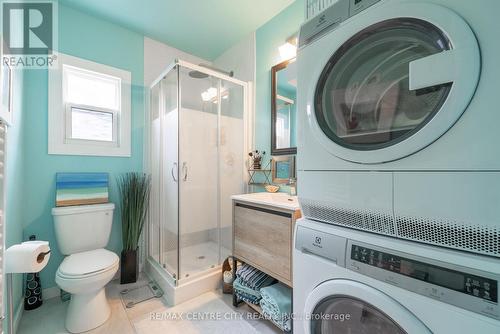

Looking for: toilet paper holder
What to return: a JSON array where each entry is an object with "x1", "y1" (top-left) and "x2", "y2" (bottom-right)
[{"x1": 4, "y1": 241, "x2": 50, "y2": 334}]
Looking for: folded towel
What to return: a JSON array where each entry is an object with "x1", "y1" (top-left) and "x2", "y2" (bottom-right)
[
  {"x1": 236, "y1": 264, "x2": 275, "y2": 289},
  {"x1": 260, "y1": 283, "x2": 292, "y2": 331},
  {"x1": 235, "y1": 291, "x2": 260, "y2": 305},
  {"x1": 261, "y1": 299, "x2": 292, "y2": 332},
  {"x1": 260, "y1": 283, "x2": 292, "y2": 316},
  {"x1": 233, "y1": 277, "x2": 261, "y2": 299}
]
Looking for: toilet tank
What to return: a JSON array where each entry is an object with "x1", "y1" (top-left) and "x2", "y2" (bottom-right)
[{"x1": 52, "y1": 203, "x2": 115, "y2": 255}]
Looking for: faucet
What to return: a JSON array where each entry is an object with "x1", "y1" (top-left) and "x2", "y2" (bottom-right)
[{"x1": 288, "y1": 177, "x2": 297, "y2": 196}]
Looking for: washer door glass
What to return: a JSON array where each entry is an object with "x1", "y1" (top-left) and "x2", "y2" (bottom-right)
[
  {"x1": 311, "y1": 296, "x2": 406, "y2": 334},
  {"x1": 315, "y1": 18, "x2": 452, "y2": 150}
]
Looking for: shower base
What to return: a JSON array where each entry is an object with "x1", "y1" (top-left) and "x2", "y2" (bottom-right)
[
  {"x1": 163, "y1": 241, "x2": 231, "y2": 279},
  {"x1": 145, "y1": 241, "x2": 231, "y2": 306}
]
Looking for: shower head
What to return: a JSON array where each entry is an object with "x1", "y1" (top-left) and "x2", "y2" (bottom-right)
[
  {"x1": 188, "y1": 63, "x2": 234, "y2": 79},
  {"x1": 188, "y1": 70, "x2": 210, "y2": 79}
]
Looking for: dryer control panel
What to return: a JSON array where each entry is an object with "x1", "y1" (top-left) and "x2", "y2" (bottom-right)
[
  {"x1": 348, "y1": 240, "x2": 500, "y2": 320},
  {"x1": 299, "y1": 0, "x2": 381, "y2": 48}
]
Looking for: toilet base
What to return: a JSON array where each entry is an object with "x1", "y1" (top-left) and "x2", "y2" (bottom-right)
[{"x1": 65, "y1": 288, "x2": 111, "y2": 333}]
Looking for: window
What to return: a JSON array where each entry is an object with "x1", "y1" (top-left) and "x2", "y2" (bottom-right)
[{"x1": 49, "y1": 53, "x2": 131, "y2": 156}]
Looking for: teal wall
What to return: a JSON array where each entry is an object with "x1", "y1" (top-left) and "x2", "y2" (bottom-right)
[
  {"x1": 20, "y1": 4, "x2": 145, "y2": 292},
  {"x1": 4, "y1": 68, "x2": 26, "y2": 332},
  {"x1": 254, "y1": 0, "x2": 303, "y2": 188}
]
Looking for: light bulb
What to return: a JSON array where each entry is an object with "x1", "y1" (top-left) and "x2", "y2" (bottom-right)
[{"x1": 279, "y1": 42, "x2": 297, "y2": 61}]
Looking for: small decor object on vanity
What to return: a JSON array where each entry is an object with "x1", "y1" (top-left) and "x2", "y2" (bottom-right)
[
  {"x1": 265, "y1": 184, "x2": 280, "y2": 193},
  {"x1": 118, "y1": 172, "x2": 151, "y2": 284},
  {"x1": 248, "y1": 150, "x2": 266, "y2": 170}
]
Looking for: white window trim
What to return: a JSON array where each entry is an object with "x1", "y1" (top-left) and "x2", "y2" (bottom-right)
[{"x1": 48, "y1": 53, "x2": 132, "y2": 157}]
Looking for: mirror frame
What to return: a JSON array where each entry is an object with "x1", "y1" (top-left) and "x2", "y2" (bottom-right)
[{"x1": 271, "y1": 58, "x2": 297, "y2": 156}]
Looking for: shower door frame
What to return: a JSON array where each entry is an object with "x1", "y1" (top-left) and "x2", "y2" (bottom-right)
[{"x1": 148, "y1": 59, "x2": 251, "y2": 286}]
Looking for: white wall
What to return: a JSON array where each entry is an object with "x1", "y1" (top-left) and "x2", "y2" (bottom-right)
[
  {"x1": 213, "y1": 32, "x2": 256, "y2": 165},
  {"x1": 213, "y1": 32, "x2": 256, "y2": 83},
  {"x1": 144, "y1": 37, "x2": 211, "y2": 87}
]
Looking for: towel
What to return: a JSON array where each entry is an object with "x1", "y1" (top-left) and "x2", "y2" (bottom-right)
[
  {"x1": 260, "y1": 283, "x2": 292, "y2": 332},
  {"x1": 233, "y1": 277, "x2": 261, "y2": 299},
  {"x1": 261, "y1": 299, "x2": 292, "y2": 331},
  {"x1": 235, "y1": 291, "x2": 260, "y2": 305},
  {"x1": 236, "y1": 264, "x2": 275, "y2": 289}
]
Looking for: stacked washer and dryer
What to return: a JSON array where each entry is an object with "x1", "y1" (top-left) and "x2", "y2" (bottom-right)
[{"x1": 294, "y1": 0, "x2": 500, "y2": 333}]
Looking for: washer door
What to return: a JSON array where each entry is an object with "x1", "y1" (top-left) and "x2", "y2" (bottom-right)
[
  {"x1": 307, "y1": 3, "x2": 480, "y2": 163},
  {"x1": 303, "y1": 280, "x2": 431, "y2": 334}
]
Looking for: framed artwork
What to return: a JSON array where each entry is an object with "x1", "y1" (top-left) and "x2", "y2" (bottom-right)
[
  {"x1": 271, "y1": 155, "x2": 296, "y2": 184},
  {"x1": 56, "y1": 172, "x2": 110, "y2": 207},
  {"x1": 0, "y1": 60, "x2": 13, "y2": 125}
]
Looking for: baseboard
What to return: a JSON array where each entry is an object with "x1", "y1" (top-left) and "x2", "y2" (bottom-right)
[{"x1": 42, "y1": 286, "x2": 60, "y2": 300}]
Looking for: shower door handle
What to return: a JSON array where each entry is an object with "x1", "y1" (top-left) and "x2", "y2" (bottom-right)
[
  {"x1": 171, "y1": 162, "x2": 178, "y2": 182},
  {"x1": 182, "y1": 162, "x2": 188, "y2": 181}
]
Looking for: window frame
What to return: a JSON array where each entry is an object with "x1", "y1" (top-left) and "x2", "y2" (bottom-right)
[{"x1": 48, "y1": 53, "x2": 132, "y2": 157}]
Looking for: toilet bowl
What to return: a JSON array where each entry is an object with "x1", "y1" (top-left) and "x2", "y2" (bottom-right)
[
  {"x1": 56, "y1": 249, "x2": 119, "y2": 333},
  {"x1": 52, "y1": 203, "x2": 118, "y2": 333}
]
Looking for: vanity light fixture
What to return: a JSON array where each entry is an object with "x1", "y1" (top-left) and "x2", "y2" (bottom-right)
[{"x1": 279, "y1": 34, "x2": 298, "y2": 61}]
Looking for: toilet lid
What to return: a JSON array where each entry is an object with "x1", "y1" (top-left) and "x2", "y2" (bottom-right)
[{"x1": 59, "y1": 249, "x2": 119, "y2": 277}]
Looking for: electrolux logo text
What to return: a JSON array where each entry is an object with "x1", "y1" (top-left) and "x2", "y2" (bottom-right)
[{"x1": 1, "y1": 0, "x2": 58, "y2": 68}]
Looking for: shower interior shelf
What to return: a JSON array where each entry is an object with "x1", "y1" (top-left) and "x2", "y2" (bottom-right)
[{"x1": 247, "y1": 159, "x2": 272, "y2": 185}]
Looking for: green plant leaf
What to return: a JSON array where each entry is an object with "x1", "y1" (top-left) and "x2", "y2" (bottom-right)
[{"x1": 117, "y1": 172, "x2": 152, "y2": 251}]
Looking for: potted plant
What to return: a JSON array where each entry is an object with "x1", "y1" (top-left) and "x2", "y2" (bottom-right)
[
  {"x1": 117, "y1": 172, "x2": 151, "y2": 284},
  {"x1": 248, "y1": 150, "x2": 266, "y2": 170}
]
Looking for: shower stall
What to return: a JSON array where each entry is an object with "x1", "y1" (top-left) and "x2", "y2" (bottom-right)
[{"x1": 146, "y1": 60, "x2": 248, "y2": 304}]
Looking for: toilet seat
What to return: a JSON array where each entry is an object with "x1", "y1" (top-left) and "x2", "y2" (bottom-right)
[{"x1": 58, "y1": 248, "x2": 119, "y2": 279}]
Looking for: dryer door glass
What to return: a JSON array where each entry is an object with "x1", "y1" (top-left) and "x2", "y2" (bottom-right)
[
  {"x1": 311, "y1": 296, "x2": 406, "y2": 333},
  {"x1": 315, "y1": 18, "x2": 451, "y2": 150}
]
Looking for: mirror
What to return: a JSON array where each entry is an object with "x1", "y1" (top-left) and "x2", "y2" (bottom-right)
[
  {"x1": 272, "y1": 155, "x2": 296, "y2": 184},
  {"x1": 272, "y1": 58, "x2": 297, "y2": 155}
]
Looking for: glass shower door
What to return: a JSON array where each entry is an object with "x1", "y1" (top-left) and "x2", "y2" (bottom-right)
[
  {"x1": 159, "y1": 68, "x2": 179, "y2": 280},
  {"x1": 149, "y1": 83, "x2": 161, "y2": 264},
  {"x1": 178, "y1": 67, "x2": 220, "y2": 279}
]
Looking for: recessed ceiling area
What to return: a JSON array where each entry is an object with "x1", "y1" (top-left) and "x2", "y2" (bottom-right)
[{"x1": 58, "y1": 0, "x2": 296, "y2": 60}]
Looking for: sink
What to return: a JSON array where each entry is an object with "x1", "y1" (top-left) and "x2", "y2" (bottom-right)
[{"x1": 231, "y1": 192, "x2": 300, "y2": 210}]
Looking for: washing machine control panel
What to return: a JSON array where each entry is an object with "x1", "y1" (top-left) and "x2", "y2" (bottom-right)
[
  {"x1": 298, "y1": 0, "x2": 381, "y2": 48},
  {"x1": 348, "y1": 241, "x2": 500, "y2": 320}
]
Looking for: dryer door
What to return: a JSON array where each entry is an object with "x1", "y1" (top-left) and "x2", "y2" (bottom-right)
[
  {"x1": 303, "y1": 279, "x2": 431, "y2": 334},
  {"x1": 306, "y1": 3, "x2": 480, "y2": 163}
]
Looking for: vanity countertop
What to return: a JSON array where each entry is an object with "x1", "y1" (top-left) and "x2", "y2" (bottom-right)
[{"x1": 231, "y1": 192, "x2": 300, "y2": 211}]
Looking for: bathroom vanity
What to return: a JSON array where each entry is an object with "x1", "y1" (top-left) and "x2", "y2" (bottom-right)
[{"x1": 231, "y1": 192, "x2": 301, "y2": 287}]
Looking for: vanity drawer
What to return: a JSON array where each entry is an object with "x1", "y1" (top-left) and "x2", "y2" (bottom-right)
[{"x1": 233, "y1": 203, "x2": 293, "y2": 283}]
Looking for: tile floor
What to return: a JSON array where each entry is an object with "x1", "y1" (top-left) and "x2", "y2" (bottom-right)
[{"x1": 17, "y1": 274, "x2": 281, "y2": 334}]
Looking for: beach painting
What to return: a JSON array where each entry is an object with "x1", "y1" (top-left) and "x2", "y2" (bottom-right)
[{"x1": 56, "y1": 173, "x2": 109, "y2": 207}]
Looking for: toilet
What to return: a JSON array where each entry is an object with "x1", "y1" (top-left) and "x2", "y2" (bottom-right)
[{"x1": 52, "y1": 203, "x2": 119, "y2": 333}]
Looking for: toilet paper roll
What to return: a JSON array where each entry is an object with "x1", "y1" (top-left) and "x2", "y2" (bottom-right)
[{"x1": 5, "y1": 241, "x2": 50, "y2": 274}]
